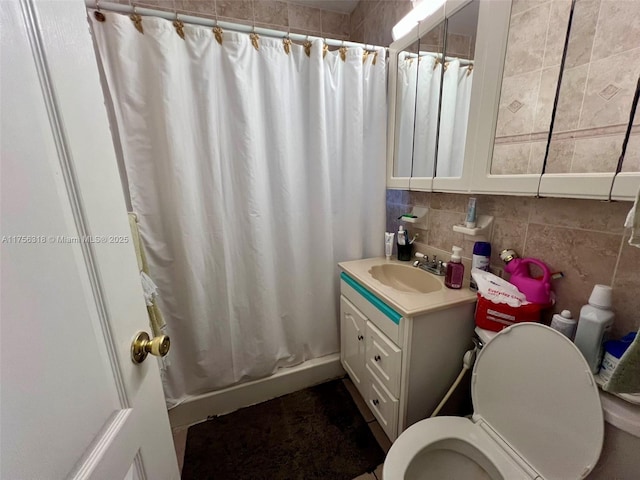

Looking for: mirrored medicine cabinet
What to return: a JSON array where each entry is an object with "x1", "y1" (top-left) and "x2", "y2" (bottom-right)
[{"x1": 387, "y1": 0, "x2": 640, "y2": 201}]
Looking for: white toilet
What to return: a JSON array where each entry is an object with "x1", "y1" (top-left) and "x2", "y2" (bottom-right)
[{"x1": 383, "y1": 323, "x2": 604, "y2": 480}]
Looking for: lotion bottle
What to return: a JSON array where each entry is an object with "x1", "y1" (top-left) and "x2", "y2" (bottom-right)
[
  {"x1": 445, "y1": 246, "x2": 464, "y2": 289},
  {"x1": 470, "y1": 241, "x2": 491, "y2": 290},
  {"x1": 574, "y1": 285, "x2": 615, "y2": 373}
]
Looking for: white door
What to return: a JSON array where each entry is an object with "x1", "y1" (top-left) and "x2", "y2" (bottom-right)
[{"x1": 1, "y1": 1, "x2": 179, "y2": 479}]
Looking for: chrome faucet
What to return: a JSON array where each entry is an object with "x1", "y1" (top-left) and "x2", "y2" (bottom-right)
[{"x1": 413, "y1": 252, "x2": 446, "y2": 276}]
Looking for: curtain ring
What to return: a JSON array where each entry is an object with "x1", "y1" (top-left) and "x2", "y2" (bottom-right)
[
  {"x1": 129, "y1": 3, "x2": 143, "y2": 33},
  {"x1": 94, "y1": 0, "x2": 106, "y2": 21},
  {"x1": 173, "y1": 10, "x2": 185, "y2": 39},
  {"x1": 339, "y1": 39, "x2": 347, "y2": 62},
  {"x1": 303, "y1": 35, "x2": 312, "y2": 57},
  {"x1": 283, "y1": 33, "x2": 292, "y2": 54},
  {"x1": 212, "y1": 0, "x2": 223, "y2": 44}
]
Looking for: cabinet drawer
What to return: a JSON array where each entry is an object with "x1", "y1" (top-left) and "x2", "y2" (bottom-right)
[
  {"x1": 366, "y1": 364, "x2": 399, "y2": 441},
  {"x1": 366, "y1": 320, "x2": 402, "y2": 397}
]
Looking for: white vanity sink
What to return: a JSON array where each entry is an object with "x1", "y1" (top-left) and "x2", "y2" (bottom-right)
[
  {"x1": 338, "y1": 257, "x2": 477, "y2": 442},
  {"x1": 340, "y1": 257, "x2": 474, "y2": 317},
  {"x1": 368, "y1": 263, "x2": 442, "y2": 294}
]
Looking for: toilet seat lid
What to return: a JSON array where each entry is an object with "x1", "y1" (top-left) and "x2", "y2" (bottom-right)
[{"x1": 472, "y1": 323, "x2": 604, "y2": 479}]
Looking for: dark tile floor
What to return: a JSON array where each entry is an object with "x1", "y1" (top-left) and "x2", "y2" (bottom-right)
[{"x1": 171, "y1": 377, "x2": 388, "y2": 480}]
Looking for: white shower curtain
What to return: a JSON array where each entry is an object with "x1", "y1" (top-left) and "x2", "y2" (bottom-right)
[
  {"x1": 394, "y1": 54, "x2": 472, "y2": 179},
  {"x1": 436, "y1": 60, "x2": 473, "y2": 177},
  {"x1": 91, "y1": 12, "x2": 386, "y2": 407},
  {"x1": 412, "y1": 55, "x2": 442, "y2": 178},
  {"x1": 394, "y1": 52, "x2": 419, "y2": 177}
]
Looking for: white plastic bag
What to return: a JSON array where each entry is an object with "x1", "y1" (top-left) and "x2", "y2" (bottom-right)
[{"x1": 471, "y1": 268, "x2": 529, "y2": 307}]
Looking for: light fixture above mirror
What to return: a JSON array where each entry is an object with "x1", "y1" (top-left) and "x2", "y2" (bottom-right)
[{"x1": 392, "y1": 0, "x2": 447, "y2": 41}]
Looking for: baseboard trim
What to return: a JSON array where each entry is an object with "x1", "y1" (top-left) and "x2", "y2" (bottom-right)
[{"x1": 168, "y1": 354, "x2": 345, "y2": 429}]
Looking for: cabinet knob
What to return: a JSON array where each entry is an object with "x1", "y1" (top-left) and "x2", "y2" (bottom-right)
[
  {"x1": 374, "y1": 355, "x2": 381, "y2": 362},
  {"x1": 372, "y1": 399, "x2": 379, "y2": 406},
  {"x1": 357, "y1": 334, "x2": 364, "y2": 341}
]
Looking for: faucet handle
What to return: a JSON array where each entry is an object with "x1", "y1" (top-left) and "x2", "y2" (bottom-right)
[{"x1": 415, "y1": 252, "x2": 429, "y2": 263}]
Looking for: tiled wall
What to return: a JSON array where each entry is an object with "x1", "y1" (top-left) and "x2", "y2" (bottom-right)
[
  {"x1": 349, "y1": 0, "x2": 473, "y2": 57},
  {"x1": 387, "y1": 191, "x2": 638, "y2": 338},
  {"x1": 349, "y1": 0, "x2": 412, "y2": 46},
  {"x1": 114, "y1": 0, "x2": 351, "y2": 39}
]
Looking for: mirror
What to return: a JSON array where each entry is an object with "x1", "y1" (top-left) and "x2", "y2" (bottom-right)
[
  {"x1": 490, "y1": 0, "x2": 571, "y2": 175},
  {"x1": 391, "y1": 2, "x2": 479, "y2": 183},
  {"x1": 411, "y1": 20, "x2": 446, "y2": 178},
  {"x1": 411, "y1": 21, "x2": 445, "y2": 177},
  {"x1": 393, "y1": 37, "x2": 421, "y2": 178},
  {"x1": 547, "y1": 0, "x2": 639, "y2": 174},
  {"x1": 435, "y1": 0, "x2": 478, "y2": 178}
]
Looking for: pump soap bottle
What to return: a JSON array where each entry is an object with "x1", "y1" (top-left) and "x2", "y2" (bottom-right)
[{"x1": 445, "y1": 246, "x2": 464, "y2": 289}]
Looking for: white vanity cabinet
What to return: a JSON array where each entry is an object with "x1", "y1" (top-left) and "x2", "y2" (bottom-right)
[{"x1": 338, "y1": 268, "x2": 476, "y2": 441}]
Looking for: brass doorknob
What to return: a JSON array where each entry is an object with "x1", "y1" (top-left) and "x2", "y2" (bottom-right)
[{"x1": 131, "y1": 331, "x2": 170, "y2": 364}]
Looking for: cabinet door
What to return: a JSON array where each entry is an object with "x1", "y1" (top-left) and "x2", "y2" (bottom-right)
[
  {"x1": 431, "y1": 0, "x2": 480, "y2": 193},
  {"x1": 470, "y1": 0, "x2": 552, "y2": 195},
  {"x1": 612, "y1": 107, "x2": 640, "y2": 200},
  {"x1": 538, "y1": 0, "x2": 640, "y2": 200},
  {"x1": 340, "y1": 296, "x2": 367, "y2": 389}
]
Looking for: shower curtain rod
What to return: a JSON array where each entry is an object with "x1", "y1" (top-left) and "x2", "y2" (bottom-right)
[
  {"x1": 402, "y1": 51, "x2": 473, "y2": 66},
  {"x1": 86, "y1": 1, "x2": 387, "y2": 51}
]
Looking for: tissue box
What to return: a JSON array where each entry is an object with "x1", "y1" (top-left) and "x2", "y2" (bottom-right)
[{"x1": 475, "y1": 294, "x2": 542, "y2": 332}]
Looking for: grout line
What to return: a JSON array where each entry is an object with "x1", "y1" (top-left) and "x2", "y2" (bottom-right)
[
  {"x1": 611, "y1": 233, "x2": 626, "y2": 286},
  {"x1": 523, "y1": 220, "x2": 627, "y2": 236},
  {"x1": 539, "y1": 0, "x2": 553, "y2": 72},
  {"x1": 512, "y1": 0, "x2": 554, "y2": 18},
  {"x1": 575, "y1": 0, "x2": 601, "y2": 134},
  {"x1": 521, "y1": 217, "x2": 531, "y2": 256}
]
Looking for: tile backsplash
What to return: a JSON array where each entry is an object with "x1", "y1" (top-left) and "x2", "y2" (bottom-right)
[{"x1": 387, "y1": 190, "x2": 638, "y2": 337}]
